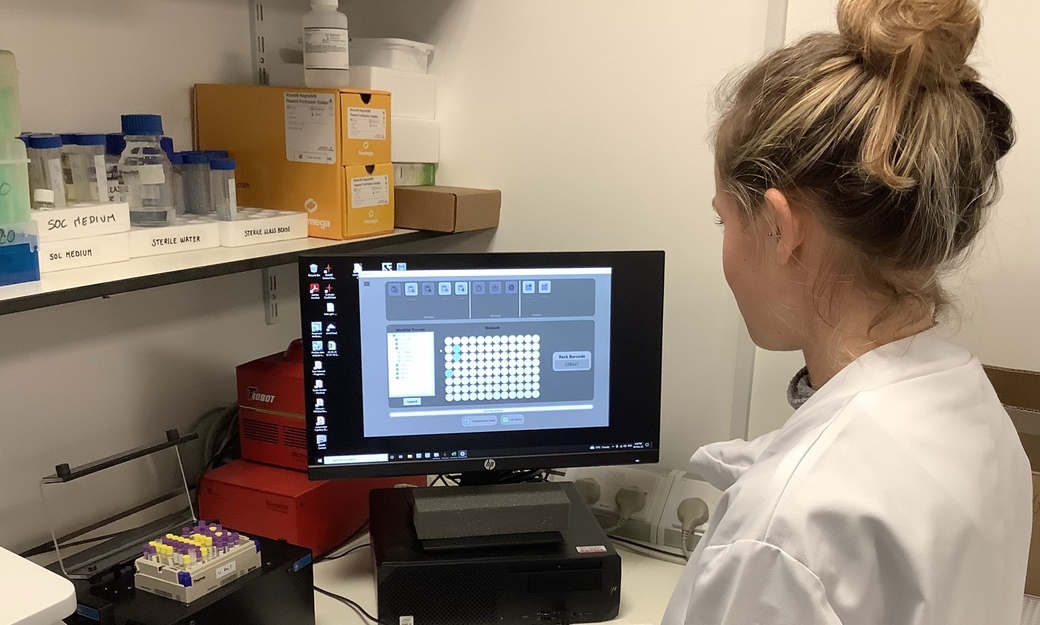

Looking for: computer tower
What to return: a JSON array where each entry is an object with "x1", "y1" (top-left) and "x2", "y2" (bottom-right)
[{"x1": 370, "y1": 483, "x2": 621, "y2": 625}]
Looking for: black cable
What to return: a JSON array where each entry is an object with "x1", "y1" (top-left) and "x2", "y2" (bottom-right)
[
  {"x1": 315, "y1": 586, "x2": 391, "y2": 625},
  {"x1": 322, "y1": 543, "x2": 370, "y2": 562},
  {"x1": 319, "y1": 520, "x2": 370, "y2": 561}
]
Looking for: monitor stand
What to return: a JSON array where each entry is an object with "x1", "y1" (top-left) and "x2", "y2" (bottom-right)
[{"x1": 408, "y1": 475, "x2": 573, "y2": 551}]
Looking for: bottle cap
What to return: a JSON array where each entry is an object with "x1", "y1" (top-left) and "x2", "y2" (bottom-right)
[
  {"x1": 169, "y1": 152, "x2": 184, "y2": 165},
  {"x1": 203, "y1": 150, "x2": 228, "y2": 159},
  {"x1": 106, "y1": 133, "x2": 126, "y2": 156},
  {"x1": 181, "y1": 151, "x2": 210, "y2": 165},
  {"x1": 76, "y1": 134, "x2": 106, "y2": 146},
  {"x1": 312, "y1": 0, "x2": 340, "y2": 7},
  {"x1": 209, "y1": 158, "x2": 236, "y2": 171},
  {"x1": 28, "y1": 134, "x2": 62, "y2": 149},
  {"x1": 160, "y1": 136, "x2": 174, "y2": 157},
  {"x1": 59, "y1": 133, "x2": 78, "y2": 145},
  {"x1": 121, "y1": 114, "x2": 164, "y2": 136},
  {"x1": 34, "y1": 189, "x2": 55, "y2": 204}
]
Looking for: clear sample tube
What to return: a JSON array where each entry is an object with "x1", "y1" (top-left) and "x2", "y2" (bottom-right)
[
  {"x1": 27, "y1": 134, "x2": 66, "y2": 209},
  {"x1": 169, "y1": 152, "x2": 185, "y2": 216},
  {"x1": 59, "y1": 133, "x2": 78, "y2": 204},
  {"x1": 0, "y1": 137, "x2": 31, "y2": 222},
  {"x1": 72, "y1": 134, "x2": 109, "y2": 204},
  {"x1": 181, "y1": 151, "x2": 213, "y2": 215},
  {"x1": 118, "y1": 114, "x2": 175, "y2": 227},
  {"x1": 209, "y1": 158, "x2": 238, "y2": 221},
  {"x1": 105, "y1": 133, "x2": 126, "y2": 203}
]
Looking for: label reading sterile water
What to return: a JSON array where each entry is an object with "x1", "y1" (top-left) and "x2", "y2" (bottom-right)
[
  {"x1": 350, "y1": 175, "x2": 389, "y2": 209},
  {"x1": 304, "y1": 27, "x2": 349, "y2": 70},
  {"x1": 285, "y1": 92, "x2": 337, "y2": 164},
  {"x1": 347, "y1": 107, "x2": 386, "y2": 141}
]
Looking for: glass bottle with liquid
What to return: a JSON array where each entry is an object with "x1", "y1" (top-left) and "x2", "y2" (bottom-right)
[{"x1": 118, "y1": 115, "x2": 175, "y2": 227}]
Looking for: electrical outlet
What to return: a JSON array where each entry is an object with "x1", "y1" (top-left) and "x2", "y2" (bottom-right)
[
  {"x1": 562, "y1": 466, "x2": 680, "y2": 543},
  {"x1": 559, "y1": 467, "x2": 725, "y2": 557},
  {"x1": 657, "y1": 472, "x2": 724, "y2": 553}
]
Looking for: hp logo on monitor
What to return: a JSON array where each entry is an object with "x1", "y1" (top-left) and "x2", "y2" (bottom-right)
[{"x1": 484, "y1": 459, "x2": 497, "y2": 471}]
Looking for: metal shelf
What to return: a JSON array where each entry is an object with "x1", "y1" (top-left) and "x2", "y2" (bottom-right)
[{"x1": 0, "y1": 229, "x2": 454, "y2": 316}]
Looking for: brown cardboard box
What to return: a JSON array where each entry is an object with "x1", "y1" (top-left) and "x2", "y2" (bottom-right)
[
  {"x1": 394, "y1": 186, "x2": 500, "y2": 233},
  {"x1": 984, "y1": 365, "x2": 1040, "y2": 596}
]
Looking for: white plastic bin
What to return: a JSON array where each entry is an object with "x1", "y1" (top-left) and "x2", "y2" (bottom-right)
[{"x1": 350, "y1": 38, "x2": 435, "y2": 73}]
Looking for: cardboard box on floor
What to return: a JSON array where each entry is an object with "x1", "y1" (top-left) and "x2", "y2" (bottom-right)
[
  {"x1": 985, "y1": 365, "x2": 1040, "y2": 596},
  {"x1": 394, "y1": 186, "x2": 500, "y2": 233},
  {"x1": 193, "y1": 83, "x2": 394, "y2": 240}
]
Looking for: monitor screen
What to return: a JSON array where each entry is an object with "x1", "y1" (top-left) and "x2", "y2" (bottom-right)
[{"x1": 299, "y1": 251, "x2": 665, "y2": 480}]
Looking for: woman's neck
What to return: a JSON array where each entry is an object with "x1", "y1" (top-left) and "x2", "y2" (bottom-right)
[{"x1": 801, "y1": 305, "x2": 934, "y2": 389}]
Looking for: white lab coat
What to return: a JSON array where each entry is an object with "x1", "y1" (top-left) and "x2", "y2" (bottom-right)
[{"x1": 662, "y1": 329, "x2": 1032, "y2": 625}]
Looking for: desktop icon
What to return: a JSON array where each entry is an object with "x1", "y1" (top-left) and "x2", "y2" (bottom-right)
[
  {"x1": 313, "y1": 360, "x2": 323, "y2": 371},
  {"x1": 315, "y1": 416, "x2": 326, "y2": 426},
  {"x1": 309, "y1": 283, "x2": 320, "y2": 295},
  {"x1": 324, "y1": 284, "x2": 334, "y2": 296},
  {"x1": 353, "y1": 263, "x2": 363, "y2": 276},
  {"x1": 324, "y1": 265, "x2": 333, "y2": 274},
  {"x1": 327, "y1": 341, "x2": 337, "y2": 352},
  {"x1": 314, "y1": 379, "x2": 324, "y2": 389},
  {"x1": 309, "y1": 264, "x2": 319, "y2": 274},
  {"x1": 315, "y1": 398, "x2": 324, "y2": 408},
  {"x1": 396, "y1": 262, "x2": 407, "y2": 271},
  {"x1": 310, "y1": 321, "x2": 322, "y2": 333},
  {"x1": 382, "y1": 262, "x2": 394, "y2": 271},
  {"x1": 311, "y1": 340, "x2": 323, "y2": 353},
  {"x1": 326, "y1": 323, "x2": 337, "y2": 333},
  {"x1": 316, "y1": 434, "x2": 327, "y2": 445},
  {"x1": 326, "y1": 303, "x2": 335, "y2": 313}
]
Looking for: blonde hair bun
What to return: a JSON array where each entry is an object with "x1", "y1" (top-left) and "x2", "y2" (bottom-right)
[{"x1": 838, "y1": 0, "x2": 982, "y2": 85}]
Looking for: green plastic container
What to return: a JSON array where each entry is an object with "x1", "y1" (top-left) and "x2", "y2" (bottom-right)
[
  {"x1": 0, "y1": 51, "x2": 21, "y2": 139},
  {"x1": 0, "y1": 138, "x2": 31, "y2": 224}
]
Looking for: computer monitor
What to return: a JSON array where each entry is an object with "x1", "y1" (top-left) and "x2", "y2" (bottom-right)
[{"x1": 299, "y1": 251, "x2": 665, "y2": 483}]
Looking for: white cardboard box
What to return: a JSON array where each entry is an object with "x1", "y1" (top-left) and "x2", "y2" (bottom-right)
[
  {"x1": 350, "y1": 65, "x2": 436, "y2": 119},
  {"x1": 39, "y1": 232, "x2": 130, "y2": 272},
  {"x1": 218, "y1": 209, "x2": 309, "y2": 247},
  {"x1": 391, "y1": 117, "x2": 440, "y2": 163},
  {"x1": 129, "y1": 216, "x2": 221, "y2": 257},
  {"x1": 30, "y1": 202, "x2": 131, "y2": 242}
]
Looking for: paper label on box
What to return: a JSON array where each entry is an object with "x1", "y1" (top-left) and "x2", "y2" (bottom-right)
[
  {"x1": 350, "y1": 175, "x2": 390, "y2": 209},
  {"x1": 284, "y1": 92, "x2": 337, "y2": 164},
  {"x1": 347, "y1": 107, "x2": 386, "y2": 141},
  {"x1": 216, "y1": 561, "x2": 237, "y2": 580}
]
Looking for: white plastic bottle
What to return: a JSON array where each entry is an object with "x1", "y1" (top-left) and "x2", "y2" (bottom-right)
[{"x1": 303, "y1": 0, "x2": 350, "y2": 88}]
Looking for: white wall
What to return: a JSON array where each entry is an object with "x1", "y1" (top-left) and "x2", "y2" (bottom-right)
[
  {"x1": 0, "y1": 0, "x2": 778, "y2": 551},
  {"x1": 345, "y1": 0, "x2": 775, "y2": 470},
  {"x1": 0, "y1": 0, "x2": 280, "y2": 552},
  {"x1": 748, "y1": 0, "x2": 1040, "y2": 438}
]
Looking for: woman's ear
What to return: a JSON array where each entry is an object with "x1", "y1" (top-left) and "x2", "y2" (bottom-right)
[{"x1": 763, "y1": 188, "x2": 806, "y2": 265}]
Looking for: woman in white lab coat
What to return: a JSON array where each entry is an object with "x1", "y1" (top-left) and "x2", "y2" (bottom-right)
[{"x1": 663, "y1": 0, "x2": 1031, "y2": 623}]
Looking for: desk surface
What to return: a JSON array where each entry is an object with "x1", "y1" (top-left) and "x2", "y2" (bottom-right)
[{"x1": 312, "y1": 540, "x2": 685, "y2": 625}]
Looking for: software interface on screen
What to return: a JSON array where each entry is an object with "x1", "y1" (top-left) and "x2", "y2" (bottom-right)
[
  {"x1": 301, "y1": 253, "x2": 668, "y2": 472},
  {"x1": 356, "y1": 266, "x2": 612, "y2": 438}
]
